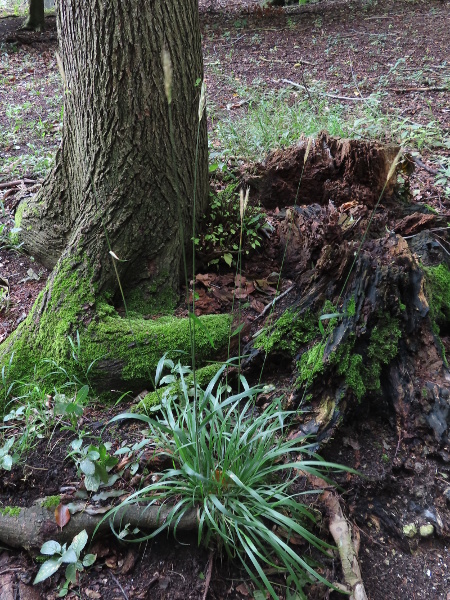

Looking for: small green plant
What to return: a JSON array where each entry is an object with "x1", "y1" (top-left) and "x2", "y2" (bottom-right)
[
  {"x1": 197, "y1": 179, "x2": 266, "y2": 267},
  {"x1": 0, "y1": 222, "x2": 23, "y2": 251},
  {"x1": 33, "y1": 529, "x2": 96, "y2": 597},
  {"x1": 54, "y1": 385, "x2": 89, "y2": 431},
  {"x1": 435, "y1": 157, "x2": 450, "y2": 198},
  {"x1": 105, "y1": 358, "x2": 351, "y2": 599},
  {"x1": 0, "y1": 436, "x2": 16, "y2": 470},
  {"x1": 68, "y1": 439, "x2": 118, "y2": 492}
]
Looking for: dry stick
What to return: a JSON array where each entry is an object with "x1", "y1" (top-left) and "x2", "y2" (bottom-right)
[
  {"x1": 307, "y1": 477, "x2": 368, "y2": 600},
  {"x1": 277, "y1": 79, "x2": 369, "y2": 101},
  {"x1": 0, "y1": 179, "x2": 36, "y2": 190},
  {"x1": 411, "y1": 156, "x2": 439, "y2": 175},
  {"x1": 110, "y1": 572, "x2": 129, "y2": 600},
  {"x1": 391, "y1": 86, "x2": 449, "y2": 93},
  {"x1": 202, "y1": 549, "x2": 214, "y2": 600},
  {"x1": 257, "y1": 284, "x2": 295, "y2": 320}
]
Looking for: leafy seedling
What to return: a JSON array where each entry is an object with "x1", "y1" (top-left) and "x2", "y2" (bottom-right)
[
  {"x1": 68, "y1": 439, "x2": 119, "y2": 492},
  {"x1": 34, "y1": 529, "x2": 96, "y2": 597}
]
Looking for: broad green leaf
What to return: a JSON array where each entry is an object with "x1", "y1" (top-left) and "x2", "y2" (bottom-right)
[
  {"x1": 82, "y1": 553, "x2": 97, "y2": 567},
  {"x1": 60, "y1": 548, "x2": 77, "y2": 564},
  {"x1": 84, "y1": 474, "x2": 101, "y2": 492},
  {"x1": 76, "y1": 385, "x2": 89, "y2": 404},
  {"x1": 69, "y1": 530, "x2": 88, "y2": 557},
  {"x1": 40, "y1": 540, "x2": 62, "y2": 555},
  {"x1": 80, "y1": 458, "x2": 95, "y2": 476},
  {"x1": 33, "y1": 557, "x2": 63, "y2": 584},
  {"x1": 223, "y1": 253, "x2": 233, "y2": 267},
  {"x1": 64, "y1": 562, "x2": 77, "y2": 583}
]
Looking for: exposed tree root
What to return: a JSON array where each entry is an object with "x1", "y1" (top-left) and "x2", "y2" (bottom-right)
[{"x1": 0, "y1": 499, "x2": 198, "y2": 550}]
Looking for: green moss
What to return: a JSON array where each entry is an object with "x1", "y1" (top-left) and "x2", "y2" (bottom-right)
[
  {"x1": 330, "y1": 336, "x2": 365, "y2": 400},
  {"x1": 14, "y1": 202, "x2": 26, "y2": 230},
  {"x1": 296, "y1": 341, "x2": 326, "y2": 387},
  {"x1": 346, "y1": 296, "x2": 356, "y2": 317},
  {"x1": 136, "y1": 362, "x2": 224, "y2": 411},
  {"x1": 422, "y1": 263, "x2": 450, "y2": 366},
  {"x1": 255, "y1": 309, "x2": 318, "y2": 356},
  {"x1": 0, "y1": 506, "x2": 21, "y2": 517},
  {"x1": 41, "y1": 495, "x2": 61, "y2": 509},
  {"x1": 0, "y1": 254, "x2": 231, "y2": 404},
  {"x1": 125, "y1": 274, "x2": 177, "y2": 315},
  {"x1": 83, "y1": 313, "x2": 231, "y2": 386},
  {"x1": 296, "y1": 313, "x2": 401, "y2": 401},
  {"x1": 423, "y1": 263, "x2": 450, "y2": 330}
]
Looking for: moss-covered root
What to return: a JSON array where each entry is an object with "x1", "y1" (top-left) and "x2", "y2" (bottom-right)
[
  {"x1": 0, "y1": 255, "x2": 231, "y2": 402},
  {"x1": 83, "y1": 312, "x2": 231, "y2": 393}
]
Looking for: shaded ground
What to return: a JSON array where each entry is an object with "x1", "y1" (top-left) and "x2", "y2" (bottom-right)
[{"x1": 0, "y1": 1, "x2": 450, "y2": 599}]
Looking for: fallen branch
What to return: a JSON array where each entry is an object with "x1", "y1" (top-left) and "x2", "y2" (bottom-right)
[
  {"x1": 391, "y1": 86, "x2": 449, "y2": 93},
  {"x1": 306, "y1": 477, "x2": 368, "y2": 600},
  {"x1": 257, "y1": 284, "x2": 295, "y2": 319},
  {"x1": 322, "y1": 489, "x2": 368, "y2": 600},
  {"x1": 0, "y1": 499, "x2": 198, "y2": 550},
  {"x1": 0, "y1": 179, "x2": 36, "y2": 190},
  {"x1": 277, "y1": 79, "x2": 369, "y2": 101},
  {"x1": 410, "y1": 156, "x2": 439, "y2": 175}
]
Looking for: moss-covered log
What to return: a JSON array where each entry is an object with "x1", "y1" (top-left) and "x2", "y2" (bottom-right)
[{"x1": 0, "y1": 254, "x2": 230, "y2": 399}]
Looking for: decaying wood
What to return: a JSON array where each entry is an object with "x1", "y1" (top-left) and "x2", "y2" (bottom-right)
[
  {"x1": 242, "y1": 139, "x2": 450, "y2": 452},
  {"x1": 0, "y1": 499, "x2": 198, "y2": 550},
  {"x1": 243, "y1": 133, "x2": 400, "y2": 209}
]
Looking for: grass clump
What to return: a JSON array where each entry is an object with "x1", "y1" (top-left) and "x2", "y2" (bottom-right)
[{"x1": 106, "y1": 359, "x2": 347, "y2": 600}]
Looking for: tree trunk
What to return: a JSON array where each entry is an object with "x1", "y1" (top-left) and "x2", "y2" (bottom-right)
[
  {"x1": 1, "y1": 1, "x2": 220, "y2": 395},
  {"x1": 22, "y1": 0, "x2": 45, "y2": 32}
]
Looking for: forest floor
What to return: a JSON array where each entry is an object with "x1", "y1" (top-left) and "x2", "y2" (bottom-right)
[{"x1": 0, "y1": 0, "x2": 450, "y2": 599}]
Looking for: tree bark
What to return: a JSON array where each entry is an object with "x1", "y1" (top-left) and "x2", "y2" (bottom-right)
[
  {"x1": 1, "y1": 0, "x2": 215, "y2": 393},
  {"x1": 0, "y1": 499, "x2": 198, "y2": 550},
  {"x1": 22, "y1": 0, "x2": 45, "y2": 32}
]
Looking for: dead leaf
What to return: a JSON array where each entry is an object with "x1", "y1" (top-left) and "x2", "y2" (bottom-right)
[
  {"x1": 250, "y1": 298, "x2": 266, "y2": 313},
  {"x1": 119, "y1": 549, "x2": 137, "y2": 575},
  {"x1": 105, "y1": 556, "x2": 118, "y2": 569},
  {"x1": 54, "y1": 504, "x2": 71, "y2": 528},
  {"x1": 343, "y1": 437, "x2": 361, "y2": 451},
  {"x1": 195, "y1": 273, "x2": 216, "y2": 287},
  {"x1": 83, "y1": 589, "x2": 102, "y2": 599},
  {"x1": 236, "y1": 582, "x2": 250, "y2": 596}
]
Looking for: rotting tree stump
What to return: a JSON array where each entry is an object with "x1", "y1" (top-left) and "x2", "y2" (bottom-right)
[{"x1": 242, "y1": 135, "x2": 450, "y2": 459}]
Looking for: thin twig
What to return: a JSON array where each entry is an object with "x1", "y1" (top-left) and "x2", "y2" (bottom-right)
[
  {"x1": 110, "y1": 572, "x2": 129, "y2": 600},
  {"x1": 391, "y1": 86, "x2": 449, "y2": 93},
  {"x1": 0, "y1": 179, "x2": 35, "y2": 190},
  {"x1": 277, "y1": 79, "x2": 369, "y2": 101},
  {"x1": 202, "y1": 550, "x2": 214, "y2": 600},
  {"x1": 410, "y1": 156, "x2": 439, "y2": 175},
  {"x1": 257, "y1": 285, "x2": 295, "y2": 319}
]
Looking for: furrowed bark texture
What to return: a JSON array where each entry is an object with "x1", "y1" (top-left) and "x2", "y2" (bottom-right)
[
  {"x1": 0, "y1": 1, "x2": 213, "y2": 393},
  {"x1": 20, "y1": 0, "x2": 208, "y2": 298}
]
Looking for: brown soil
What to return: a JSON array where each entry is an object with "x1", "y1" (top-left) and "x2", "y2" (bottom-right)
[{"x1": 0, "y1": 1, "x2": 450, "y2": 599}]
